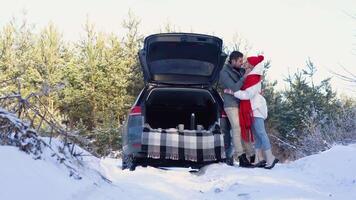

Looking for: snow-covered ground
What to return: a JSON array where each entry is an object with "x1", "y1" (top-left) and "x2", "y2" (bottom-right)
[{"x1": 1, "y1": 141, "x2": 356, "y2": 200}]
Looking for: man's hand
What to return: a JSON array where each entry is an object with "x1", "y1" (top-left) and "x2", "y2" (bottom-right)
[{"x1": 224, "y1": 89, "x2": 234, "y2": 95}]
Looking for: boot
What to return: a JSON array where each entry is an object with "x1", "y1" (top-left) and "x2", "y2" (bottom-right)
[
  {"x1": 254, "y1": 160, "x2": 267, "y2": 168},
  {"x1": 225, "y1": 156, "x2": 234, "y2": 166},
  {"x1": 249, "y1": 154, "x2": 256, "y2": 164},
  {"x1": 238, "y1": 153, "x2": 254, "y2": 168},
  {"x1": 263, "y1": 149, "x2": 279, "y2": 169},
  {"x1": 252, "y1": 149, "x2": 266, "y2": 168}
]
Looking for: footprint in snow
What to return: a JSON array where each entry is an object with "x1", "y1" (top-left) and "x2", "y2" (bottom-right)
[
  {"x1": 237, "y1": 193, "x2": 250, "y2": 200},
  {"x1": 214, "y1": 188, "x2": 223, "y2": 193}
]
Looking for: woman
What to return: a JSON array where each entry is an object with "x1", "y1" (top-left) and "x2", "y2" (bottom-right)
[{"x1": 224, "y1": 55, "x2": 279, "y2": 169}]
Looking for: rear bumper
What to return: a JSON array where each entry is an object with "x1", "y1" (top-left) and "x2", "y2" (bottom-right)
[{"x1": 135, "y1": 157, "x2": 225, "y2": 169}]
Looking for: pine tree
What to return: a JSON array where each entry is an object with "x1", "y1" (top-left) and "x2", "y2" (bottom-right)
[{"x1": 122, "y1": 11, "x2": 144, "y2": 100}]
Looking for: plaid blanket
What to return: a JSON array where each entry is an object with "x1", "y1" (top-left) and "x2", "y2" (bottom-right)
[{"x1": 141, "y1": 126, "x2": 226, "y2": 162}]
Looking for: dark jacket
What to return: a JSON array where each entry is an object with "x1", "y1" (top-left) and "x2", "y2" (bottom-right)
[{"x1": 218, "y1": 63, "x2": 245, "y2": 108}]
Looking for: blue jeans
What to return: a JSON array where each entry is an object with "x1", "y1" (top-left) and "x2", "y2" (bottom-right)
[{"x1": 251, "y1": 117, "x2": 272, "y2": 150}]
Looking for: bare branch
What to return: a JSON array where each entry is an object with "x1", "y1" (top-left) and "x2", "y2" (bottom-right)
[
  {"x1": 342, "y1": 10, "x2": 356, "y2": 19},
  {"x1": 328, "y1": 63, "x2": 356, "y2": 83},
  {"x1": 339, "y1": 63, "x2": 356, "y2": 79}
]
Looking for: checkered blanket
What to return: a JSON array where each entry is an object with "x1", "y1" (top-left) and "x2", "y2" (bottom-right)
[{"x1": 141, "y1": 126, "x2": 226, "y2": 162}]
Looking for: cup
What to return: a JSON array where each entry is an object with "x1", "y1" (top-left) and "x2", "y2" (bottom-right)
[{"x1": 178, "y1": 124, "x2": 184, "y2": 132}]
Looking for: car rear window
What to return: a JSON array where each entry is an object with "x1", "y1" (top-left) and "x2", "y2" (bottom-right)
[{"x1": 148, "y1": 41, "x2": 219, "y2": 77}]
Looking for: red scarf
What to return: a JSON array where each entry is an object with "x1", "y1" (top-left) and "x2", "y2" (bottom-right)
[{"x1": 239, "y1": 74, "x2": 261, "y2": 142}]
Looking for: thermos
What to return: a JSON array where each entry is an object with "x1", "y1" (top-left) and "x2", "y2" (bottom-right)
[{"x1": 190, "y1": 113, "x2": 195, "y2": 130}]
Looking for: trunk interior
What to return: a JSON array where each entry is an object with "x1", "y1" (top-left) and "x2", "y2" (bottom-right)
[{"x1": 144, "y1": 88, "x2": 218, "y2": 130}]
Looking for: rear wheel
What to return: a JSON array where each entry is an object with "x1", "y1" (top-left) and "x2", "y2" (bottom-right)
[{"x1": 122, "y1": 154, "x2": 137, "y2": 171}]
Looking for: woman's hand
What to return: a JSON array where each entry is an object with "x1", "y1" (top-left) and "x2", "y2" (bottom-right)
[
  {"x1": 224, "y1": 89, "x2": 234, "y2": 95},
  {"x1": 243, "y1": 67, "x2": 252, "y2": 78}
]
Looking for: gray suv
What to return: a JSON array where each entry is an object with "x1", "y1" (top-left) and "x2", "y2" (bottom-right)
[{"x1": 122, "y1": 33, "x2": 231, "y2": 170}]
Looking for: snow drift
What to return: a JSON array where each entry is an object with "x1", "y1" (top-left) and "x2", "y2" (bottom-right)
[{"x1": 1, "y1": 143, "x2": 356, "y2": 200}]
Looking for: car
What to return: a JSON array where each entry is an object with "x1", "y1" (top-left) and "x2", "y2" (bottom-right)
[{"x1": 121, "y1": 33, "x2": 231, "y2": 170}]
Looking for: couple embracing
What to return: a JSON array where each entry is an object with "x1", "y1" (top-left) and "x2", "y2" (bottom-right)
[{"x1": 219, "y1": 51, "x2": 279, "y2": 169}]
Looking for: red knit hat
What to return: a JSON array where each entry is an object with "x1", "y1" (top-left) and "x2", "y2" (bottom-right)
[{"x1": 247, "y1": 55, "x2": 264, "y2": 67}]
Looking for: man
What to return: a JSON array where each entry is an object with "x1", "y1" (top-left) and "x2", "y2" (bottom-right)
[{"x1": 219, "y1": 51, "x2": 254, "y2": 167}]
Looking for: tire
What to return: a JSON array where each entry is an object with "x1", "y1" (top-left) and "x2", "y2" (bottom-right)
[{"x1": 122, "y1": 154, "x2": 137, "y2": 171}]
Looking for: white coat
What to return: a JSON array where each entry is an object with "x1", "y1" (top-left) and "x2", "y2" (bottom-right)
[{"x1": 233, "y1": 64, "x2": 268, "y2": 119}]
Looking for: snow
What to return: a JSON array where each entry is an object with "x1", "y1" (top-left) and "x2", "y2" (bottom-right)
[
  {"x1": 0, "y1": 107, "x2": 28, "y2": 129},
  {"x1": 1, "y1": 141, "x2": 356, "y2": 200},
  {"x1": 0, "y1": 146, "x2": 87, "y2": 200}
]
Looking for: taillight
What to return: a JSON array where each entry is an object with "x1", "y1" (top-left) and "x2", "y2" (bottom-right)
[
  {"x1": 220, "y1": 110, "x2": 227, "y2": 118},
  {"x1": 132, "y1": 143, "x2": 141, "y2": 148},
  {"x1": 129, "y1": 106, "x2": 142, "y2": 116}
]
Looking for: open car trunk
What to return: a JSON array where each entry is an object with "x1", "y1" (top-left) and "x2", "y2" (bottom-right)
[
  {"x1": 144, "y1": 88, "x2": 218, "y2": 130},
  {"x1": 141, "y1": 87, "x2": 226, "y2": 163},
  {"x1": 139, "y1": 33, "x2": 226, "y2": 86}
]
